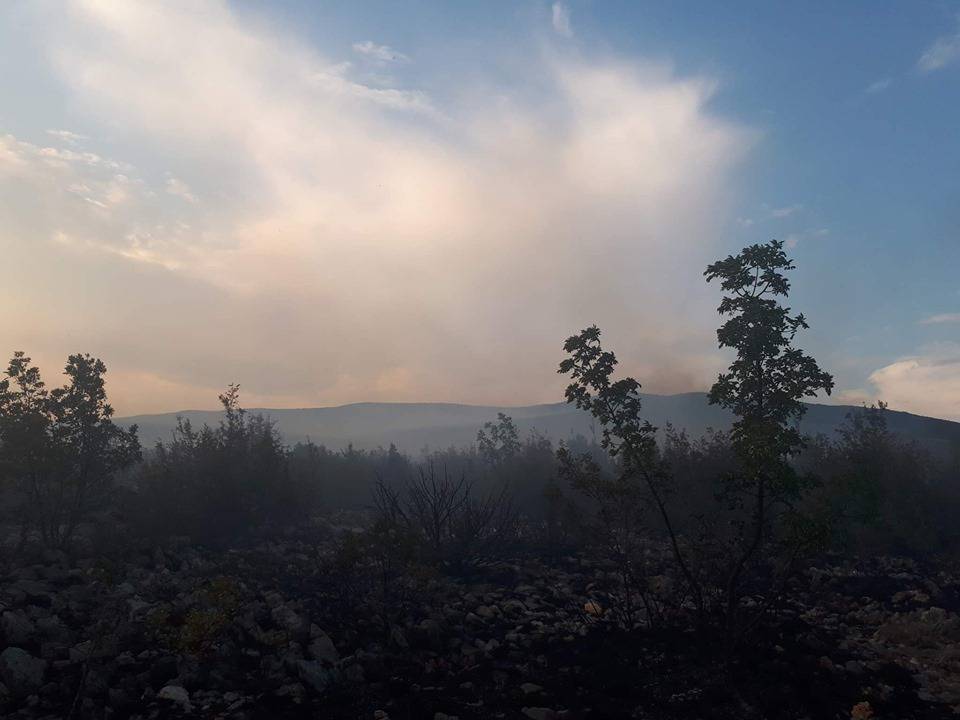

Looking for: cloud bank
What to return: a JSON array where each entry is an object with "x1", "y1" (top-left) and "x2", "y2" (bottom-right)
[
  {"x1": 0, "y1": 0, "x2": 755, "y2": 414},
  {"x1": 850, "y1": 345, "x2": 960, "y2": 422}
]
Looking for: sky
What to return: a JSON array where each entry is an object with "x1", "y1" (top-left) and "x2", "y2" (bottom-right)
[{"x1": 0, "y1": 1, "x2": 958, "y2": 421}]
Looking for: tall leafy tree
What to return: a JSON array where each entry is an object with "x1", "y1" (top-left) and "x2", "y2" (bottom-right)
[
  {"x1": 558, "y1": 327, "x2": 703, "y2": 623},
  {"x1": 704, "y1": 239, "x2": 833, "y2": 623}
]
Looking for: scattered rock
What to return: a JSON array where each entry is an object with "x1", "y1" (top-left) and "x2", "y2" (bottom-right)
[
  {"x1": 0, "y1": 528, "x2": 956, "y2": 718},
  {"x1": 522, "y1": 707, "x2": 558, "y2": 720}
]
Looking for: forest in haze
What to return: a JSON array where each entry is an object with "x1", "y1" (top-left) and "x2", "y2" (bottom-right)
[{"x1": 2, "y1": 241, "x2": 960, "y2": 719}]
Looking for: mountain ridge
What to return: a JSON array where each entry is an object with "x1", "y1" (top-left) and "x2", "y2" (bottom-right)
[{"x1": 119, "y1": 393, "x2": 960, "y2": 458}]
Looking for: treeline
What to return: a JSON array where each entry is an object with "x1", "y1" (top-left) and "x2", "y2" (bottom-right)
[
  {"x1": 1, "y1": 356, "x2": 957, "y2": 559},
  {"x1": 127, "y1": 397, "x2": 578, "y2": 546}
]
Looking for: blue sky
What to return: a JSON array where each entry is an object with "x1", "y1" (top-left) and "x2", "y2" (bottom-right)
[{"x1": 0, "y1": 1, "x2": 957, "y2": 419}]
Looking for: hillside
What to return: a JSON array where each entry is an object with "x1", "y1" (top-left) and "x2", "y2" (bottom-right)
[{"x1": 120, "y1": 393, "x2": 960, "y2": 457}]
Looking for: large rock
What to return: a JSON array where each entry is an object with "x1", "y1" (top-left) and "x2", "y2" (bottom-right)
[
  {"x1": 306, "y1": 628, "x2": 339, "y2": 664},
  {"x1": 1, "y1": 611, "x2": 36, "y2": 646},
  {"x1": 271, "y1": 604, "x2": 309, "y2": 641},
  {"x1": 0, "y1": 647, "x2": 47, "y2": 698},
  {"x1": 127, "y1": 598, "x2": 154, "y2": 623},
  {"x1": 158, "y1": 684, "x2": 192, "y2": 712},
  {"x1": 275, "y1": 682, "x2": 306, "y2": 704},
  {"x1": 414, "y1": 618, "x2": 443, "y2": 650},
  {"x1": 296, "y1": 659, "x2": 336, "y2": 693}
]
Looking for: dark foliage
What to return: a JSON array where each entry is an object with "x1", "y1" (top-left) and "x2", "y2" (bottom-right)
[
  {"x1": 556, "y1": 241, "x2": 844, "y2": 638},
  {"x1": 799, "y1": 402, "x2": 960, "y2": 555},
  {"x1": 703, "y1": 239, "x2": 835, "y2": 632},
  {"x1": 0, "y1": 351, "x2": 141, "y2": 549},
  {"x1": 131, "y1": 385, "x2": 308, "y2": 544}
]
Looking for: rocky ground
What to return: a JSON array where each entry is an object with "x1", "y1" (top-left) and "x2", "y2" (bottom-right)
[{"x1": 1, "y1": 522, "x2": 959, "y2": 719}]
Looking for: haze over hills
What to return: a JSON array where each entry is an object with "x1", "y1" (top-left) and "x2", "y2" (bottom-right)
[{"x1": 120, "y1": 393, "x2": 960, "y2": 458}]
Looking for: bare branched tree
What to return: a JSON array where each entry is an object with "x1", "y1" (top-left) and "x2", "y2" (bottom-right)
[{"x1": 372, "y1": 463, "x2": 516, "y2": 570}]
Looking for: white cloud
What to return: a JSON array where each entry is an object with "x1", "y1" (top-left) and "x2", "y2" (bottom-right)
[
  {"x1": 46, "y1": 128, "x2": 88, "y2": 144},
  {"x1": 37, "y1": 144, "x2": 125, "y2": 171},
  {"x1": 769, "y1": 204, "x2": 801, "y2": 219},
  {"x1": 864, "y1": 78, "x2": 893, "y2": 94},
  {"x1": 783, "y1": 227, "x2": 828, "y2": 249},
  {"x1": 165, "y1": 176, "x2": 198, "y2": 204},
  {"x1": 352, "y1": 40, "x2": 409, "y2": 64},
  {"x1": 0, "y1": 0, "x2": 753, "y2": 414},
  {"x1": 0, "y1": 131, "x2": 202, "y2": 274},
  {"x1": 849, "y1": 344, "x2": 960, "y2": 421},
  {"x1": 919, "y1": 312, "x2": 960, "y2": 325},
  {"x1": 917, "y1": 18, "x2": 960, "y2": 73},
  {"x1": 307, "y1": 66, "x2": 437, "y2": 116},
  {"x1": 552, "y1": 3, "x2": 573, "y2": 38}
]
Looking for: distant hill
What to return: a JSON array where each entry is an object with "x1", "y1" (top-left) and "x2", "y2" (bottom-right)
[{"x1": 119, "y1": 393, "x2": 960, "y2": 459}]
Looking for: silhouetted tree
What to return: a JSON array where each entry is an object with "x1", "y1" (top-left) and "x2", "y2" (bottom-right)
[
  {"x1": 477, "y1": 412, "x2": 521, "y2": 467},
  {"x1": 558, "y1": 327, "x2": 703, "y2": 624},
  {"x1": 136, "y1": 385, "x2": 303, "y2": 542},
  {"x1": 0, "y1": 352, "x2": 141, "y2": 548},
  {"x1": 704, "y1": 239, "x2": 834, "y2": 629}
]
